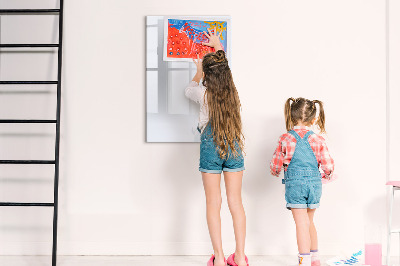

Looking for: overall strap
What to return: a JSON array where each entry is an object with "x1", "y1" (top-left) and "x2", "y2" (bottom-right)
[
  {"x1": 284, "y1": 129, "x2": 320, "y2": 181},
  {"x1": 289, "y1": 130, "x2": 314, "y2": 141},
  {"x1": 288, "y1": 130, "x2": 301, "y2": 141},
  {"x1": 303, "y1": 130, "x2": 314, "y2": 140}
]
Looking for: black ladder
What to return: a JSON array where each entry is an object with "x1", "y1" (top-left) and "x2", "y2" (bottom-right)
[{"x1": 0, "y1": 2, "x2": 63, "y2": 266}]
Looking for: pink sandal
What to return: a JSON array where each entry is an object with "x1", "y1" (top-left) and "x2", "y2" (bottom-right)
[
  {"x1": 207, "y1": 254, "x2": 227, "y2": 266},
  {"x1": 227, "y1": 253, "x2": 249, "y2": 266}
]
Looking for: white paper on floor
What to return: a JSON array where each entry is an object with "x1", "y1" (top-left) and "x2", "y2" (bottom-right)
[{"x1": 326, "y1": 249, "x2": 364, "y2": 266}]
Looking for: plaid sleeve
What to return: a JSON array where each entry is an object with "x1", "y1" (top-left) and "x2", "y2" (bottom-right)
[
  {"x1": 270, "y1": 135, "x2": 286, "y2": 177},
  {"x1": 318, "y1": 136, "x2": 335, "y2": 179}
]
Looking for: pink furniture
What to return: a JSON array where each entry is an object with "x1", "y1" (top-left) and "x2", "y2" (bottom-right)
[
  {"x1": 365, "y1": 243, "x2": 382, "y2": 266},
  {"x1": 386, "y1": 181, "x2": 400, "y2": 265}
]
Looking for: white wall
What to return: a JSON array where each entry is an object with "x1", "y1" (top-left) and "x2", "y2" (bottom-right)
[{"x1": 0, "y1": 0, "x2": 389, "y2": 257}]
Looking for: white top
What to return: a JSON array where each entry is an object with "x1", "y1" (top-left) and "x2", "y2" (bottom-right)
[{"x1": 185, "y1": 81, "x2": 209, "y2": 132}]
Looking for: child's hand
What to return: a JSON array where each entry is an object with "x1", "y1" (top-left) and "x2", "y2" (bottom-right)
[
  {"x1": 321, "y1": 173, "x2": 338, "y2": 184},
  {"x1": 193, "y1": 54, "x2": 202, "y2": 73},
  {"x1": 202, "y1": 28, "x2": 223, "y2": 51},
  {"x1": 192, "y1": 55, "x2": 203, "y2": 83},
  {"x1": 270, "y1": 169, "x2": 278, "y2": 177}
]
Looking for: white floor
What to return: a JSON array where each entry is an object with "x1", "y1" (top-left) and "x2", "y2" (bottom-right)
[
  {"x1": 0, "y1": 256, "x2": 326, "y2": 266},
  {"x1": 0, "y1": 255, "x2": 397, "y2": 266}
]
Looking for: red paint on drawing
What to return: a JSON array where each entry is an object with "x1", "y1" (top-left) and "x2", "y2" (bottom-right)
[{"x1": 167, "y1": 25, "x2": 215, "y2": 59}]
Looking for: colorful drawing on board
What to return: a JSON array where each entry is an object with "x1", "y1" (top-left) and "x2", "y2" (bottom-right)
[{"x1": 165, "y1": 18, "x2": 228, "y2": 60}]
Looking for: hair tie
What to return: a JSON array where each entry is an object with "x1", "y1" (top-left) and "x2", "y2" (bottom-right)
[{"x1": 208, "y1": 62, "x2": 228, "y2": 68}]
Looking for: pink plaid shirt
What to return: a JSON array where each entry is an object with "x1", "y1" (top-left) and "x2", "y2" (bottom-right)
[{"x1": 270, "y1": 126, "x2": 334, "y2": 179}]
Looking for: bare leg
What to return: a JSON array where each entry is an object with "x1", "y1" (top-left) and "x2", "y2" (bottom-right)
[
  {"x1": 224, "y1": 171, "x2": 247, "y2": 266},
  {"x1": 307, "y1": 209, "x2": 318, "y2": 251},
  {"x1": 291, "y1": 208, "x2": 311, "y2": 254},
  {"x1": 202, "y1": 172, "x2": 225, "y2": 266}
]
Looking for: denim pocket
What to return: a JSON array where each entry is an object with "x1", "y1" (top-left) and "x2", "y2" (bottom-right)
[
  {"x1": 285, "y1": 181, "x2": 303, "y2": 203},
  {"x1": 312, "y1": 182, "x2": 322, "y2": 201},
  {"x1": 200, "y1": 140, "x2": 213, "y2": 154}
]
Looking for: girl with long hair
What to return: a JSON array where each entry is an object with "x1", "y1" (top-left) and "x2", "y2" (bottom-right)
[{"x1": 185, "y1": 29, "x2": 248, "y2": 266}]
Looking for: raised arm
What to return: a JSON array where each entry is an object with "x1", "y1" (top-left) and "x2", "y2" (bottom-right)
[{"x1": 192, "y1": 54, "x2": 203, "y2": 83}]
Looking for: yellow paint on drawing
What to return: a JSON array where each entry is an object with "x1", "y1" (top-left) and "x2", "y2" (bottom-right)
[{"x1": 204, "y1": 21, "x2": 227, "y2": 40}]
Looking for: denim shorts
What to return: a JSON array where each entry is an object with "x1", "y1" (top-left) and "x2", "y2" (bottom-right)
[
  {"x1": 285, "y1": 178, "x2": 322, "y2": 209},
  {"x1": 199, "y1": 126, "x2": 245, "y2": 174}
]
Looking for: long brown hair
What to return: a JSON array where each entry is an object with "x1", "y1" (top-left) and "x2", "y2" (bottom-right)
[
  {"x1": 202, "y1": 50, "x2": 244, "y2": 158},
  {"x1": 284, "y1": 97, "x2": 326, "y2": 133}
]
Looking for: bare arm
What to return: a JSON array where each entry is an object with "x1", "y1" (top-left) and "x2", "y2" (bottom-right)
[
  {"x1": 202, "y1": 28, "x2": 223, "y2": 51},
  {"x1": 191, "y1": 28, "x2": 223, "y2": 83},
  {"x1": 192, "y1": 54, "x2": 203, "y2": 83}
]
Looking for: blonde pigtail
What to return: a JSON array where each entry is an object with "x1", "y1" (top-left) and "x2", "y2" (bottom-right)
[
  {"x1": 313, "y1": 100, "x2": 326, "y2": 133},
  {"x1": 285, "y1": 98, "x2": 295, "y2": 131}
]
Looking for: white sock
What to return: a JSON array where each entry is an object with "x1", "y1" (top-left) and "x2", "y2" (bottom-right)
[
  {"x1": 311, "y1": 250, "x2": 319, "y2": 262},
  {"x1": 298, "y1": 254, "x2": 311, "y2": 266}
]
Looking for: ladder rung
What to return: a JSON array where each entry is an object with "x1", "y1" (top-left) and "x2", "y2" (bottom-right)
[
  {"x1": 0, "y1": 160, "x2": 55, "y2": 164},
  {"x1": 0, "y1": 44, "x2": 59, "y2": 48},
  {"x1": 0, "y1": 119, "x2": 56, "y2": 123},
  {"x1": 0, "y1": 202, "x2": 54, "y2": 207},
  {"x1": 0, "y1": 9, "x2": 60, "y2": 14},
  {"x1": 0, "y1": 81, "x2": 58, "y2": 84},
  {"x1": 391, "y1": 229, "x2": 400, "y2": 233}
]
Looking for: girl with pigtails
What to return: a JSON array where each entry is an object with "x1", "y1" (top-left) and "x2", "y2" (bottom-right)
[{"x1": 270, "y1": 98, "x2": 335, "y2": 266}]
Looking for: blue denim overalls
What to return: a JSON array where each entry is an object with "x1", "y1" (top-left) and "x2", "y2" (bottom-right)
[
  {"x1": 197, "y1": 124, "x2": 244, "y2": 173},
  {"x1": 283, "y1": 130, "x2": 322, "y2": 210}
]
